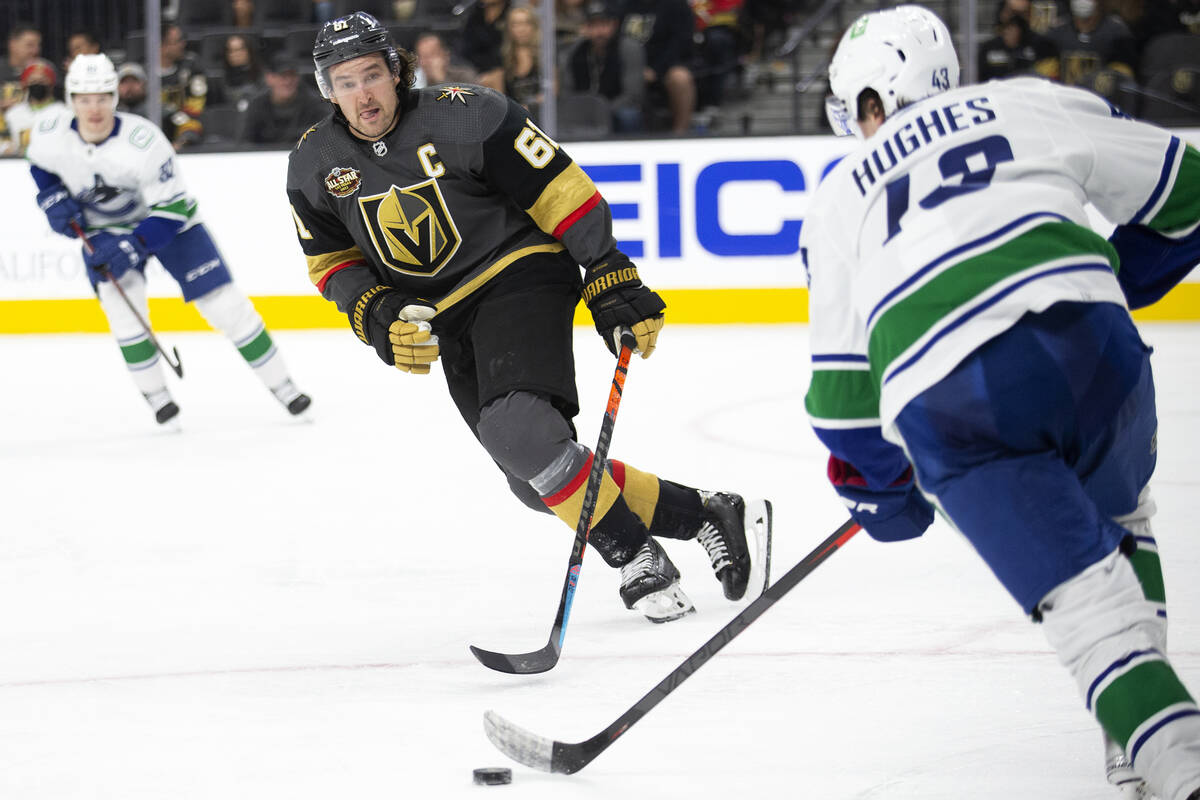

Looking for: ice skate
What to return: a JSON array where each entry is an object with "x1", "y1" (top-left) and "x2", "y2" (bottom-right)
[
  {"x1": 1105, "y1": 735, "x2": 1158, "y2": 799},
  {"x1": 143, "y1": 389, "x2": 179, "y2": 425},
  {"x1": 271, "y1": 379, "x2": 312, "y2": 417},
  {"x1": 696, "y1": 492, "x2": 773, "y2": 601},
  {"x1": 619, "y1": 538, "x2": 695, "y2": 623}
]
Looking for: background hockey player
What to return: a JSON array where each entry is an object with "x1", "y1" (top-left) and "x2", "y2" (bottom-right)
[
  {"x1": 27, "y1": 53, "x2": 311, "y2": 425},
  {"x1": 803, "y1": 6, "x2": 1200, "y2": 800},
  {"x1": 286, "y1": 11, "x2": 771, "y2": 622}
]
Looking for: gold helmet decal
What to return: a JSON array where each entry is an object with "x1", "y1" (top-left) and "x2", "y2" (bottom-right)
[{"x1": 358, "y1": 179, "x2": 462, "y2": 275}]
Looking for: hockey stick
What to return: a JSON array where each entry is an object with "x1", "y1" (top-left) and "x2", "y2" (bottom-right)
[
  {"x1": 483, "y1": 516, "x2": 861, "y2": 773},
  {"x1": 469, "y1": 330, "x2": 639, "y2": 674},
  {"x1": 71, "y1": 221, "x2": 184, "y2": 378}
]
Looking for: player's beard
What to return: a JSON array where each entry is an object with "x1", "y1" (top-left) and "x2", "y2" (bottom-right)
[{"x1": 349, "y1": 100, "x2": 401, "y2": 141}]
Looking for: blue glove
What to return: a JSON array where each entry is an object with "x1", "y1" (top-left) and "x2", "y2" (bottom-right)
[
  {"x1": 36, "y1": 185, "x2": 83, "y2": 237},
  {"x1": 828, "y1": 455, "x2": 934, "y2": 542},
  {"x1": 83, "y1": 232, "x2": 150, "y2": 282}
]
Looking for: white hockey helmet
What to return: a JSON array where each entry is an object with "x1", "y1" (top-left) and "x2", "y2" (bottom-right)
[
  {"x1": 66, "y1": 53, "x2": 119, "y2": 106},
  {"x1": 825, "y1": 5, "x2": 959, "y2": 138}
]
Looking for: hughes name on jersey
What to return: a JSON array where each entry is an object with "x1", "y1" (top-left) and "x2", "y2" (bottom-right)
[
  {"x1": 286, "y1": 84, "x2": 621, "y2": 319},
  {"x1": 25, "y1": 107, "x2": 199, "y2": 243},
  {"x1": 803, "y1": 77, "x2": 1200, "y2": 482}
]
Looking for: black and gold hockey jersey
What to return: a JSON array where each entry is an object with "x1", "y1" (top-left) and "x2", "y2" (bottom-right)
[{"x1": 286, "y1": 84, "x2": 620, "y2": 320}]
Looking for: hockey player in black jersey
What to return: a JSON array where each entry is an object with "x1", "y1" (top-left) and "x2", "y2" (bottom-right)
[{"x1": 285, "y1": 12, "x2": 772, "y2": 622}]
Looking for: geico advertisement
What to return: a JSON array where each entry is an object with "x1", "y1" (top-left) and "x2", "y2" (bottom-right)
[{"x1": 1, "y1": 129, "x2": 1197, "y2": 300}]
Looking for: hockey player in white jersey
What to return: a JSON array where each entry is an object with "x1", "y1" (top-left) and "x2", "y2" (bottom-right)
[
  {"x1": 26, "y1": 53, "x2": 311, "y2": 424},
  {"x1": 803, "y1": 7, "x2": 1200, "y2": 800}
]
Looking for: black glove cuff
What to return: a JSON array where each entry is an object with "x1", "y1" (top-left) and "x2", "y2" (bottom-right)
[{"x1": 352, "y1": 285, "x2": 391, "y2": 345}]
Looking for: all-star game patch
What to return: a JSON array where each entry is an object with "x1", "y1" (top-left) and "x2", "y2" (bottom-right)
[
  {"x1": 436, "y1": 86, "x2": 475, "y2": 105},
  {"x1": 325, "y1": 166, "x2": 362, "y2": 198}
]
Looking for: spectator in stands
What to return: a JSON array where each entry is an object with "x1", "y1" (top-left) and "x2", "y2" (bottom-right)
[
  {"x1": 979, "y1": 13, "x2": 1059, "y2": 80},
  {"x1": 692, "y1": 0, "x2": 744, "y2": 109},
  {"x1": 742, "y1": 0, "x2": 790, "y2": 65},
  {"x1": 502, "y1": 5, "x2": 544, "y2": 110},
  {"x1": 561, "y1": 0, "x2": 645, "y2": 131},
  {"x1": 241, "y1": 53, "x2": 328, "y2": 144},
  {"x1": 116, "y1": 62, "x2": 149, "y2": 116},
  {"x1": 621, "y1": 0, "x2": 696, "y2": 133},
  {"x1": 1113, "y1": 0, "x2": 1195, "y2": 57},
  {"x1": 2, "y1": 24, "x2": 42, "y2": 122},
  {"x1": 160, "y1": 23, "x2": 209, "y2": 149},
  {"x1": 458, "y1": 0, "x2": 510, "y2": 91},
  {"x1": 554, "y1": 0, "x2": 588, "y2": 45},
  {"x1": 1044, "y1": 0, "x2": 1137, "y2": 85},
  {"x1": 231, "y1": 0, "x2": 258, "y2": 28},
  {"x1": 1, "y1": 59, "x2": 62, "y2": 156},
  {"x1": 210, "y1": 33, "x2": 264, "y2": 111},
  {"x1": 63, "y1": 30, "x2": 101, "y2": 74},
  {"x1": 413, "y1": 32, "x2": 476, "y2": 87}
]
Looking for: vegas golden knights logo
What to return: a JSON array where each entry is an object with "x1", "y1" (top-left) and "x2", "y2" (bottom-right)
[{"x1": 357, "y1": 179, "x2": 462, "y2": 275}]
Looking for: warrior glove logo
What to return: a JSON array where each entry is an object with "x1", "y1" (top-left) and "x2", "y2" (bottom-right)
[{"x1": 358, "y1": 178, "x2": 462, "y2": 276}]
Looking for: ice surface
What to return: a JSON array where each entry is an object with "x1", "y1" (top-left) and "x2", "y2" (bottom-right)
[{"x1": 1, "y1": 325, "x2": 1197, "y2": 799}]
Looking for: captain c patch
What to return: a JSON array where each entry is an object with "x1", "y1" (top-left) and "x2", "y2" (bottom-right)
[{"x1": 325, "y1": 167, "x2": 362, "y2": 198}]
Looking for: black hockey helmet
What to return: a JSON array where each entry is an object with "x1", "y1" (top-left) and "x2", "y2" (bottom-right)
[{"x1": 312, "y1": 11, "x2": 402, "y2": 99}]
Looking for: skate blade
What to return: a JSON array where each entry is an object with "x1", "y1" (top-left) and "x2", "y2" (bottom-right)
[
  {"x1": 632, "y1": 583, "x2": 696, "y2": 623},
  {"x1": 743, "y1": 499, "x2": 773, "y2": 600}
]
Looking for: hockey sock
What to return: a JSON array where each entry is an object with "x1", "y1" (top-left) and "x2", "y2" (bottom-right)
[
  {"x1": 1116, "y1": 487, "x2": 1167, "y2": 649},
  {"x1": 1040, "y1": 549, "x2": 1200, "y2": 799},
  {"x1": 193, "y1": 284, "x2": 293, "y2": 395},
  {"x1": 586, "y1": 493, "x2": 652, "y2": 568},
  {"x1": 612, "y1": 468, "x2": 705, "y2": 541},
  {"x1": 539, "y1": 449, "x2": 648, "y2": 567},
  {"x1": 608, "y1": 460, "x2": 661, "y2": 530},
  {"x1": 97, "y1": 272, "x2": 171, "y2": 403}
]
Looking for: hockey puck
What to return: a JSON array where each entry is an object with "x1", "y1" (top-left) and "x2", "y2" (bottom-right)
[{"x1": 473, "y1": 767, "x2": 512, "y2": 785}]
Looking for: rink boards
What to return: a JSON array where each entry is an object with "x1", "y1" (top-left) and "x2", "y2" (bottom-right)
[{"x1": 1, "y1": 129, "x2": 1197, "y2": 332}]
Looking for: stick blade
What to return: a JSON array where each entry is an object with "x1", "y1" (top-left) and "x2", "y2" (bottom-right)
[
  {"x1": 483, "y1": 710, "x2": 555, "y2": 772},
  {"x1": 469, "y1": 642, "x2": 560, "y2": 674}
]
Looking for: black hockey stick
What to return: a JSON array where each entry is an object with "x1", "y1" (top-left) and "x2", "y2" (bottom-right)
[
  {"x1": 483, "y1": 517, "x2": 861, "y2": 773},
  {"x1": 72, "y1": 221, "x2": 184, "y2": 378},
  {"x1": 469, "y1": 330, "x2": 639, "y2": 674}
]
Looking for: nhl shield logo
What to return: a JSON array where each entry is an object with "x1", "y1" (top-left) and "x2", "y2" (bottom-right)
[
  {"x1": 373, "y1": 140, "x2": 388, "y2": 156},
  {"x1": 358, "y1": 178, "x2": 462, "y2": 276},
  {"x1": 324, "y1": 166, "x2": 361, "y2": 198}
]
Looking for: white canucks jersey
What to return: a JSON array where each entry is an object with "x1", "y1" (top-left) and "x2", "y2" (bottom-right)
[
  {"x1": 803, "y1": 77, "x2": 1198, "y2": 448},
  {"x1": 25, "y1": 107, "x2": 200, "y2": 235},
  {"x1": 2, "y1": 100, "x2": 64, "y2": 155}
]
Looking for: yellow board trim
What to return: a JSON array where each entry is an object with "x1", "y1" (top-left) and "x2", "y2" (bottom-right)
[{"x1": 1, "y1": 284, "x2": 1197, "y2": 333}]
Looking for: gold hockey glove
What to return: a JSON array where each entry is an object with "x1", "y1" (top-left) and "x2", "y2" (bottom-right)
[{"x1": 353, "y1": 288, "x2": 440, "y2": 374}]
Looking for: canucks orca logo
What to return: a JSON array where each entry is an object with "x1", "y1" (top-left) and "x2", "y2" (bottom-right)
[
  {"x1": 357, "y1": 179, "x2": 461, "y2": 276},
  {"x1": 79, "y1": 173, "x2": 138, "y2": 217}
]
